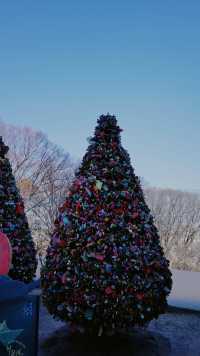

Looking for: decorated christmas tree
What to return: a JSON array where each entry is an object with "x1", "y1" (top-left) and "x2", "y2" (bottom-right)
[
  {"x1": 0, "y1": 136, "x2": 37, "y2": 282},
  {"x1": 41, "y1": 115, "x2": 172, "y2": 335}
]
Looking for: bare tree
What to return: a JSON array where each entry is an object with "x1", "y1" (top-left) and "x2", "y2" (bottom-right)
[
  {"x1": 0, "y1": 120, "x2": 75, "y2": 256},
  {"x1": 145, "y1": 187, "x2": 200, "y2": 270}
]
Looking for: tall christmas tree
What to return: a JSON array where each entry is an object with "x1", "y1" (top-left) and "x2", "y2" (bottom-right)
[
  {"x1": 0, "y1": 136, "x2": 37, "y2": 283},
  {"x1": 41, "y1": 115, "x2": 172, "y2": 335}
]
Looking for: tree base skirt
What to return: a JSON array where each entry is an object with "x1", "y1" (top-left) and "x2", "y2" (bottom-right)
[{"x1": 40, "y1": 324, "x2": 171, "y2": 356}]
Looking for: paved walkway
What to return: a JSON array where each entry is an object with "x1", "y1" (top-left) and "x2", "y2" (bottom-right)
[{"x1": 38, "y1": 305, "x2": 200, "y2": 356}]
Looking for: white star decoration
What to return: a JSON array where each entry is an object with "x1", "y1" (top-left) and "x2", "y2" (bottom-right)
[{"x1": 0, "y1": 321, "x2": 24, "y2": 347}]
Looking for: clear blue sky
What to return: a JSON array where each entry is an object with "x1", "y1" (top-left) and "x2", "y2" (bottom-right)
[{"x1": 0, "y1": 1, "x2": 200, "y2": 191}]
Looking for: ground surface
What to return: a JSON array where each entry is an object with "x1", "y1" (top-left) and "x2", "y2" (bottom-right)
[
  {"x1": 169, "y1": 269, "x2": 200, "y2": 310},
  {"x1": 39, "y1": 305, "x2": 200, "y2": 356}
]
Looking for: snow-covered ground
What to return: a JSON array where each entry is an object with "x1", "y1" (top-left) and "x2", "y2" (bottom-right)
[
  {"x1": 148, "y1": 311, "x2": 200, "y2": 356},
  {"x1": 168, "y1": 269, "x2": 200, "y2": 310}
]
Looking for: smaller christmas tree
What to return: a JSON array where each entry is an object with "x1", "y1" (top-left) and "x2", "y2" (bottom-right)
[{"x1": 0, "y1": 136, "x2": 37, "y2": 282}]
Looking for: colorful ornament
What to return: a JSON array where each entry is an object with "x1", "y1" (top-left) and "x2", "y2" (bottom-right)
[{"x1": 16, "y1": 202, "x2": 24, "y2": 214}]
